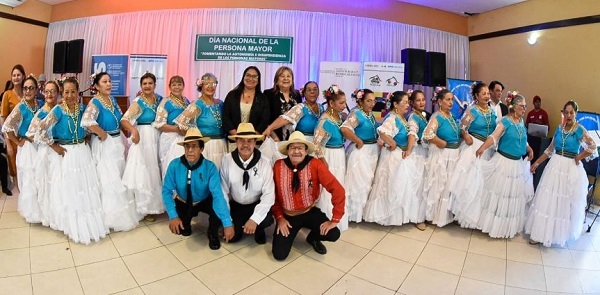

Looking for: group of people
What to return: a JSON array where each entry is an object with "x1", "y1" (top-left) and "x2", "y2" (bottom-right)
[{"x1": 0, "y1": 62, "x2": 596, "y2": 258}]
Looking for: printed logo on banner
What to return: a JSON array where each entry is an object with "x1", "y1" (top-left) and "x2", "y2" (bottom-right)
[
  {"x1": 195, "y1": 35, "x2": 293, "y2": 63},
  {"x1": 91, "y1": 55, "x2": 128, "y2": 96},
  {"x1": 447, "y1": 78, "x2": 477, "y2": 119}
]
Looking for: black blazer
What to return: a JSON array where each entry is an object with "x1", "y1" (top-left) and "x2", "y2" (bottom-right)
[
  {"x1": 222, "y1": 89, "x2": 271, "y2": 139},
  {"x1": 263, "y1": 88, "x2": 302, "y2": 140},
  {"x1": 499, "y1": 102, "x2": 509, "y2": 117}
]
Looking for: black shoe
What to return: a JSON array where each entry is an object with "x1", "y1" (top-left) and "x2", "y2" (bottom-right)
[
  {"x1": 254, "y1": 229, "x2": 266, "y2": 245},
  {"x1": 207, "y1": 233, "x2": 221, "y2": 250},
  {"x1": 306, "y1": 237, "x2": 327, "y2": 255},
  {"x1": 2, "y1": 188, "x2": 11, "y2": 196}
]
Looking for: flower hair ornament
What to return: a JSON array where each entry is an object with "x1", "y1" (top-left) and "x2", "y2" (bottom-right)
[
  {"x1": 352, "y1": 89, "x2": 364, "y2": 103},
  {"x1": 406, "y1": 89, "x2": 414, "y2": 98},
  {"x1": 323, "y1": 84, "x2": 340, "y2": 99},
  {"x1": 432, "y1": 86, "x2": 446, "y2": 102},
  {"x1": 505, "y1": 90, "x2": 519, "y2": 106},
  {"x1": 383, "y1": 92, "x2": 393, "y2": 110}
]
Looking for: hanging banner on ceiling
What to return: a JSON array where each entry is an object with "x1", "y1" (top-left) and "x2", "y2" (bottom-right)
[
  {"x1": 91, "y1": 54, "x2": 128, "y2": 96},
  {"x1": 129, "y1": 54, "x2": 168, "y2": 103},
  {"x1": 195, "y1": 35, "x2": 293, "y2": 63}
]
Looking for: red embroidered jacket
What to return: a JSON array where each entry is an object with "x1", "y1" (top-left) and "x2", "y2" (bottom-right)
[{"x1": 272, "y1": 158, "x2": 345, "y2": 222}]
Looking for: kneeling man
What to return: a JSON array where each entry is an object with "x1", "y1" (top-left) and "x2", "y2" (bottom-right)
[
  {"x1": 162, "y1": 128, "x2": 234, "y2": 250},
  {"x1": 271, "y1": 131, "x2": 345, "y2": 261},
  {"x1": 221, "y1": 123, "x2": 275, "y2": 244}
]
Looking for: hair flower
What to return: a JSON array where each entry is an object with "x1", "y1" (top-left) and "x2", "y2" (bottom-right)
[
  {"x1": 506, "y1": 90, "x2": 519, "y2": 105},
  {"x1": 432, "y1": 86, "x2": 446, "y2": 102},
  {"x1": 323, "y1": 84, "x2": 341, "y2": 99}
]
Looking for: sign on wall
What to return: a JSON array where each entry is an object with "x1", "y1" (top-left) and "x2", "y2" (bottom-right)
[
  {"x1": 91, "y1": 55, "x2": 128, "y2": 96},
  {"x1": 129, "y1": 54, "x2": 168, "y2": 103},
  {"x1": 195, "y1": 35, "x2": 293, "y2": 63}
]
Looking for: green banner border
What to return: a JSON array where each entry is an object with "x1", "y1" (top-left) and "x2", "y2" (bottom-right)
[{"x1": 195, "y1": 34, "x2": 293, "y2": 63}]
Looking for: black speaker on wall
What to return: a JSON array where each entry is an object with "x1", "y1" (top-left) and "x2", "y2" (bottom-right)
[
  {"x1": 426, "y1": 51, "x2": 447, "y2": 86},
  {"x1": 66, "y1": 39, "x2": 84, "y2": 73},
  {"x1": 53, "y1": 41, "x2": 68, "y2": 74},
  {"x1": 401, "y1": 48, "x2": 426, "y2": 85}
]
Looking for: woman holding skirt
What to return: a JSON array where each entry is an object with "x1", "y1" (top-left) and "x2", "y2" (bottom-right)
[
  {"x1": 175, "y1": 73, "x2": 227, "y2": 169},
  {"x1": 2, "y1": 75, "x2": 42, "y2": 223},
  {"x1": 450, "y1": 82, "x2": 497, "y2": 229},
  {"x1": 422, "y1": 89, "x2": 461, "y2": 227},
  {"x1": 82, "y1": 72, "x2": 140, "y2": 232},
  {"x1": 364, "y1": 91, "x2": 419, "y2": 226},
  {"x1": 121, "y1": 72, "x2": 164, "y2": 221},
  {"x1": 314, "y1": 85, "x2": 348, "y2": 231},
  {"x1": 154, "y1": 76, "x2": 189, "y2": 178},
  {"x1": 475, "y1": 93, "x2": 534, "y2": 238},
  {"x1": 27, "y1": 80, "x2": 59, "y2": 226},
  {"x1": 341, "y1": 89, "x2": 379, "y2": 223},
  {"x1": 38, "y1": 77, "x2": 107, "y2": 243},
  {"x1": 526, "y1": 100, "x2": 597, "y2": 246}
]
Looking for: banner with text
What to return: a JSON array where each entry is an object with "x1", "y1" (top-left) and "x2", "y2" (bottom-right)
[
  {"x1": 318, "y1": 62, "x2": 362, "y2": 110},
  {"x1": 195, "y1": 35, "x2": 293, "y2": 63},
  {"x1": 447, "y1": 78, "x2": 477, "y2": 119},
  {"x1": 91, "y1": 55, "x2": 128, "y2": 96},
  {"x1": 361, "y1": 62, "x2": 404, "y2": 116},
  {"x1": 129, "y1": 54, "x2": 167, "y2": 103}
]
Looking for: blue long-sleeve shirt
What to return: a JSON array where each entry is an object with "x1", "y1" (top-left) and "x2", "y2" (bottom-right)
[{"x1": 162, "y1": 157, "x2": 233, "y2": 227}]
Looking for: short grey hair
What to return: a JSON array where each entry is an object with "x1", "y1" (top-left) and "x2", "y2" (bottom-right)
[{"x1": 201, "y1": 73, "x2": 218, "y2": 84}]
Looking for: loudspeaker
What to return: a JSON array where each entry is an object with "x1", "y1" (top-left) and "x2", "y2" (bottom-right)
[
  {"x1": 66, "y1": 39, "x2": 84, "y2": 73},
  {"x1": 426, "y1": 52, "x2": 447, "y2": 86},
  {"x1": 52, "y1": 41, "x2": 68, "y2": 74},
  {"x1": 401, "y1": 48, "x2": 426, "y2": 85}
]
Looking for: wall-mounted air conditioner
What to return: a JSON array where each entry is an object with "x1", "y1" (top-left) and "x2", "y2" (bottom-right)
[{"x1": 0, "y1": 0, "x2": 27, "y2": 8}]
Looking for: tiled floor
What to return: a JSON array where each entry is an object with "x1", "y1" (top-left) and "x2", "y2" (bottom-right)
[{"x1": 3, "y1": 192, "x2": 600, "y2": 295}]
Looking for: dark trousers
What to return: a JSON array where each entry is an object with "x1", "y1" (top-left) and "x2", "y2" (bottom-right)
[
  {"x1": 174, "y1": 197, "x2": 222, "y2": 237},
  {"x1": 272, "y1": 207, "x2": 341, "y2": 261},
  {"x1": 229, "y1": 200, "x2": 274, "y2": 243},
  {"x1": 0, "y1": 144, "x2": 10, "y2": 191}
]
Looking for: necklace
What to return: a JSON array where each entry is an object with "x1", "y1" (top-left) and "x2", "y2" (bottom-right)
[
  {"x1": 141, "y1": 94, "x2": 157, "y2": 113},
  {"x1": 21, "y1": 99, "x2": 39, "y2": 114},
  {"x1": 560, "y1": 122, "x2": 576, "y2": 153},
  {"x1": 201, "y1": 98, "x2": 222, "y2": 129},
  {"x1": 242, "y1": 91, "x2": 254, "y2": 103},
  {"x1": 327, "y1": 108, "x2": 342, "y2": 126},
  {"x1": 359, "y1": 107, "x2": 378, "y2": 139},
  {"x1": 508, "y1": 114, "x2": 525, "y2": 142},
  {"x1": 305, "y1": 102, "x2": 321, "y2": 118},
  {"x1": 440, "y1": 111, "x2": 459, "y2": 139},
  {"x1": 476, "y1": 104, "x2": 493, "y2": 135},
  {"x1": 63, "y1": 102, "x2": 80, "y2": 144},
  {"x1": 95, "y1": 95, "x2": 119, "y2": 125},
  {"x1": 396, "y1": 110, "x2": 409, "y2": 133},
  {"x1": 170, "y1": 94, "x2": 187, "y2": 108}
]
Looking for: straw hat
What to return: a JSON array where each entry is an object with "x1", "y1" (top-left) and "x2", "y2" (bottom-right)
[
  {"x1": 228, "y1": 123, "x2": 264, "y2": 140},
  {"x1": 279, "y1": 131, "x2": 315, "y2": 155},
  {"x1": 177, "y1": 128, "x2": 210, "y2": 145}
]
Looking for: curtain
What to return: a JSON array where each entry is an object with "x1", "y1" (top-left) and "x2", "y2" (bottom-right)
[{"x1": 44, "y1": 8, "x2": 469, "y2": 102}]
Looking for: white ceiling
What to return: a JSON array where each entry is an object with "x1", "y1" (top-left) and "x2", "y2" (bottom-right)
[
  {"x1": 38, "y1": 0, "x2": 74, "y2": 5},
  {"x1": 397, "y1": 0, "x2": 527, "y2": 16}
]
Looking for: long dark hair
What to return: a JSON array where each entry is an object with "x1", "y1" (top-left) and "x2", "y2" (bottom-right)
[
  {"x1": 231, "y1": 66, "x2": 262, "y2": 99},
  {"x1": 11, "y1": 64, "x2": 26, "y2": 88}
]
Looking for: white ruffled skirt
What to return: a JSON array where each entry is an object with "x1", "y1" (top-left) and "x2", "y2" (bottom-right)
[
  {"x1": 123, "y1": 125, "x2": 164, "y2": 215},
  {"x1": 259, "y1": 137, "x2": 286, "y2": 165},
  {"x1": 317, "y1": 147, "x2": 348, "y2": 231},
  {"x1": 203, "y1": 138, "x2": 228, "y2": 170},
  {"x1": 478, "y1": 153, "x2": 534, "y2": 238},
  {"x1": 91, "y1": 134, "x2": 141, "y2": 231},
  {"x1": 525, "y1": 155, "x2": 587, "y2": 246},
  {"x1": 344, "y1": 143, "x2": 379, "y2": 222},
  {"x1": 363, "y1": 146, "x2": 425, "y2": 225},
  {"x1": 159, "y1": 132, "x2": 184, "y2": 179},
  {"x1": 449, "y1": 138, "x2": 493, "y2": 229},
  {"x1": 51, "y1": 143, "x2": 108, "y2": 244},
  {"x1": 424, "y1": 145, "x2": 460, "y2": 227},
  {"x1": 17, "y1": 141, "x2": 41, "y2": 223},
  {"x1": 35, "y1": 145, "x2": 53, "y2": 227}
]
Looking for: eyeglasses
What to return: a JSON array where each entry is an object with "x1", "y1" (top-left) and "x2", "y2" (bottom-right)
[
  {"x1": 183, "y1": 144, "x2": 201, "y2": 150},
  {"x1": 44, "y1": 90, "x2": 58, "y2": 95},
  {"x1": 288, "y1": 146, "x2": 306, "y2": 151},
  {"x1": 202, "y1": 82, "x2": 218, "y2": 87},
  {"x1": 244, "y1": 74, "x2": 259, "y2": 80},
  {"x1": 23, "y1": 86, "x2": 37, "y2": 92}
]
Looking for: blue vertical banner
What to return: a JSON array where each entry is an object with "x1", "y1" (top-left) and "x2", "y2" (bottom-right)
[
  {"x1": 91, "y1": 55, "x2": 128, "y2": 96},
  {"x1": 577, "y1": 111, "x2": 600, "y2": 131},
  {"x1": 447, "y1": 78, "x2": 477, "y2": 119}
]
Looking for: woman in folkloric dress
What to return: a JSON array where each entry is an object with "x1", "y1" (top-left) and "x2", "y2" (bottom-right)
[
  {"x1": 422, "y1": 89, "x2": 461, "y2": 227},
  {"x1": 340, "y1": 89, "x2": 379, "y2": 223},
  {"x1": 154, "y1": 75, "x2": 189, "y2": 178},
  {"x1": 449, "y1": 82, "x2": 497, "y2": 229},
  {"x1": 121, "y1": 72, "x2": 164, "y2": 221},
  {"x1": 81, "y1": 72, "x2": 141, "y2": 232},
  {"x1": 475, "y1": 93, "x2": 534, "y2": 238},
  {"x1": 27, "y1": 80, "x2": 59, "y2": 227},
  {"x1": 526, "y1": 100, "x2": 597, "y2": 246},
  {"x1": 313, "y1": 85, "x2": 348, "y2": 231},
  {"x1": 38, "y1": 77, "x2": 108, "y2": 243},
  {"x1": 364, "y1": 91, "x2": 421, "y2": 227},
  {"x1": 175, "y1": 73, "x2": 227, "y2": 169},
  {"x1": 2, "y1": 75, "x2": 42, "y2": 223}
]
